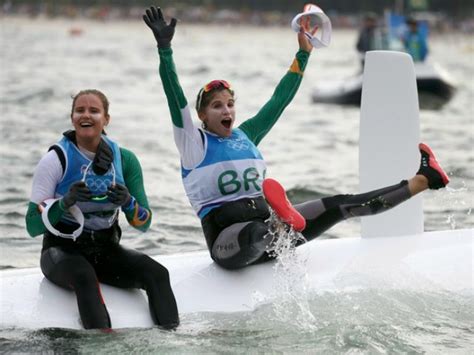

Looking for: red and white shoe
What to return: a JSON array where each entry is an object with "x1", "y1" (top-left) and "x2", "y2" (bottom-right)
[
  {"x1": 417, "y1": 143, "x2": 450, "y2": 190},
  {"x1": 262, "y1": 178, "x2": 306, "y2": 232}
]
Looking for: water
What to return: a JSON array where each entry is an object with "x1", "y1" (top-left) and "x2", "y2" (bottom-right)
[
  {"x1": 1, "y1": 17, "x2": 473, "y2": 353},
  {"x1": 1, "y1": 291, "x2": 472, "y2": 353}
]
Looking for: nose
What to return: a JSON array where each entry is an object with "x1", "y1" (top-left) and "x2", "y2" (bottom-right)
[
  {"x1": 81, "y1": 109, "x2": 93, "y2": 118},
  {"x1": 222, "y1": 105, "x2": 231, "y2": 114}
]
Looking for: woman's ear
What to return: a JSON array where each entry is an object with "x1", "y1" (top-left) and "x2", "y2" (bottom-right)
[
  {"x1": 105, "y1": 114, "x2": 111, "y2": 126},
  {"x1": 198, "y1": 111, "x2": 208, "y2": 129}
]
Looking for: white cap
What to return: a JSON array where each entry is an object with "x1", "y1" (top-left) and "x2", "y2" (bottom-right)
[{"x1": 291, "y1": 3, "x2": 332, "y2": 48}]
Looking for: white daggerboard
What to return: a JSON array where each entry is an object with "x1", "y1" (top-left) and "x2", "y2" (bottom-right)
[{"x1": 359, "y1": 51, "x2": 423, "y2": 238}]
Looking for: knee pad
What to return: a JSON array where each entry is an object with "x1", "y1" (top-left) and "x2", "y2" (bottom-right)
[
  {"x1": 211, "y1": 221, "x2": 271, "y2": 270},
  {"x1": 239, "y1": 221, "x2": 271, "y2": 248}
]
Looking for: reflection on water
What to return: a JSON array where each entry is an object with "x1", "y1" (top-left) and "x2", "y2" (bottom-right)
[{"x1": 0, "y1": 17, "x2": 473, "y2": 352}]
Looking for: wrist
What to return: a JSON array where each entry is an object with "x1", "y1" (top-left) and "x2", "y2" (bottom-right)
[
  {"x1": 60, "y1": 198, "x2": 71, "y2": 210},
  {"x1": 297, "y1": 48, "x2": 311, "y2": 56},
  {"x1": 122, "y1": 196, "x2": 136, "y2": 212}
]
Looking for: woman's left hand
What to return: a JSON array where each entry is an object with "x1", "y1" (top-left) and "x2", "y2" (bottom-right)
[
  {"x1": 298, "y1": 16, "x2": 315, "y2": 53},
  {"x1": 107, "y1": 184, "x2": 131, "y2": 206}
]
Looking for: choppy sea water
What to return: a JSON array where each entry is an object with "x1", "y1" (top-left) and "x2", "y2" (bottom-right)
[{"x1": 1, "y1": 17, "x2": 473, "y2": 353}]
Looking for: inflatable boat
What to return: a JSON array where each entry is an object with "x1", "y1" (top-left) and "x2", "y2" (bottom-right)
[{"x1": 311, "y1": 59, "x2": 456, "y2": 109}]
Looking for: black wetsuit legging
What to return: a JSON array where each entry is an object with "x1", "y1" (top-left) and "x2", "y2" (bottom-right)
[
  {"x1": 202, "y1": 180, "x2": 412, "y2": 270},
  {"x1": 40, "y1": 223, "x2": 179, "y2": 329}
]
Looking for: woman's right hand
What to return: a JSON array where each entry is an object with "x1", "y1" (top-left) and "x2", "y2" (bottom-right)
[
  {"x1": 62, "y1": 181, "x2": 92, "y2": 209},
  {"x1": 143, "y1": 6, "x2": 177, "y2": 49}
]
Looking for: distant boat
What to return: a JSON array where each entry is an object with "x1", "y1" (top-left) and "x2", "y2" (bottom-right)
[
  {"x1": 311, "y1": 58, "x2": 457, "y2": 109},
  {"x1": 312, "y1": 11, "x2": 457, "y2": 109}
]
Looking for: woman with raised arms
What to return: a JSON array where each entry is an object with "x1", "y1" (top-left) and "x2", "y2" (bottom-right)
[{"x1": 143, "y1": 6, "x2": 449, "y2": 270}]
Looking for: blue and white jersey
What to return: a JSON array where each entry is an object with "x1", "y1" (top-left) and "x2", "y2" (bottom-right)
[
  {"x1": 53, "y1": 135, "x2": 125, "y2": 230},
  {"x1": 182, "y1": 128, "x2": 267, "y2": 218}
]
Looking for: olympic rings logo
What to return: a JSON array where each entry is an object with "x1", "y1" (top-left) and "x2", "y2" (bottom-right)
[
  {"x1": 85, "y1": 177, "x2": 112, "y2": 194},
  {"x1": 226, "y1": 139, "x2": 250, "y2": 151},
  {"x1": 81, "y1": 162, "x2": 115, "y2": 195}
]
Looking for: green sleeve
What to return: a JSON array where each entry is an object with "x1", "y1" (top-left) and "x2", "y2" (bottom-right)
[
  {"x1": 120, "y1": 148, "x2": 152, "y2": 232},
  {"x1": 25, "y1": 200, "x2": 66, "y2": 237},
  {"x1": 158, "y1": 47, "x2": 188, "y2": 127},
  {"x1": 238, "y1": 49, "x2": 310, "y2": 145}
]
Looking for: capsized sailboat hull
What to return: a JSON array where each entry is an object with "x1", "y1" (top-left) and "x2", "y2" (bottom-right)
[{"x1": 1, "y1": 229, "x2": 472, "y2": 330}]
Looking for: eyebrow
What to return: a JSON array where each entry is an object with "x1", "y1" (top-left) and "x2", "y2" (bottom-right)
[
  {"x1": 211, "y1": 98, "x2": 234, "y2": 104},
  {"x1": 74, "y1": 105, "x2": 101, "y2": 110}
]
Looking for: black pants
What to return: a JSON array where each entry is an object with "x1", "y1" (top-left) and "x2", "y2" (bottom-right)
[
  {"x1": 40, "y1": 224, "x2": 179, "y2": 329},
  {"x1": 202, "y1": 181, "x2": 411, "y2": 270}
]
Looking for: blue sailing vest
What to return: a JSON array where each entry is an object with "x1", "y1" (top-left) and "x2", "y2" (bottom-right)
[
  {"x1": 182, "y1": 128, "x2": 267, "y2": 219},
  {"x1": 53, "y1": 135, "x2": 125, "y2": 231}
]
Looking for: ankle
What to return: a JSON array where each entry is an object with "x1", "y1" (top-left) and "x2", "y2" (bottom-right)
[{"x1": 409, "y1": 175, "x2": 429, "y2": 195}]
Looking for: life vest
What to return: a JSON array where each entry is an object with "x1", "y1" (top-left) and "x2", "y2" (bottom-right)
[
  {"x1": 182, "y1": 128, "x2": 267, "y2": 218},
  {"x1": 51, "y1": 134, "x2": 125, "y2": 231},
  {"x1": 405, "y1": 32, "x2": 427, "y2": 62}
]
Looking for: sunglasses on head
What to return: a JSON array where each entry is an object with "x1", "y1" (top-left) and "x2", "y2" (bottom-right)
[
  {"x1": 203, "y1": 80, "x2": 232, "y2": 92},
  {"x1": 196, "y1": 80, "x2": 233, "y2": 111}
]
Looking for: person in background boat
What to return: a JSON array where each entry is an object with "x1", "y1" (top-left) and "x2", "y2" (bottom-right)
[
  {"x1": 356, "y1": 12, "x2": 385, "y2": 68},
  {"x1": 143, "y1": 7, "x2": 450, "y2": 270},
  {"x1": 25, "y1": 89, "x2": 179, "y2": 330},
  {"x1": 402, "y1": 17, "x2": 428, "y2": 62}
]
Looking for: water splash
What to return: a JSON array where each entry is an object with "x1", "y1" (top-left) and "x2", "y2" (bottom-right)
[
  {"x1": 264, "y1": 210, "x2": 319, "y2": 331},
  {"x1": 434, "y1": 182, "x2": 470, "y2": 229},
  {"x1": 446, "y1": 214, "x2": 456, "y2": 229}
]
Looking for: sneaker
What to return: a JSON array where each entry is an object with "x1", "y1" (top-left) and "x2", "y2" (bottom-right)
[
  {"x1": 417, "y1": 143, "x2": 450, "y2": 190},
  {"x1": 262, "y1": 178, "x2": 306, "y2": 232}
]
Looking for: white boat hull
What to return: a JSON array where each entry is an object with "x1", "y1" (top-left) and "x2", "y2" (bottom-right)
[{"x1": 1, "y1": 229, "x2": 472, "y2": 330}]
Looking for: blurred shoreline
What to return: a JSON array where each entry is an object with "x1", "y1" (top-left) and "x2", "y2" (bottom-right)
[{"x1": 2, "y1": 3, "x2": 474, "y2": 33}]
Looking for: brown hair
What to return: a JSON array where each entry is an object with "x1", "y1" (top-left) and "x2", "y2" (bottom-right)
[
  {"x1": 71, "y1": 89, "x2": 110, "y2": 117},
  {"x1": 197, "y1": 88, "x2": 234, "y2": 113},
  {"x1": 195, "y1": 80, "x2": 234, "y2": 113}
]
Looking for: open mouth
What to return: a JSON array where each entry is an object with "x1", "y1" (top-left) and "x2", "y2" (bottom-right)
[
  {"x1": 221, "y1": 118, "x2": 232, "y2": 129},
  {"x1": 80, "y1": 122, "x2": 93, "y2": 128}
]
